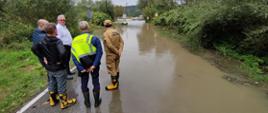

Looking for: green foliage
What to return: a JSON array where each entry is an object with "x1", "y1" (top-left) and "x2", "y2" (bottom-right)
[
  {"x1": 138, "y1": 0, "x2": 177, "y2": 21},
  {"x1": 0, "y1": 20, "x2": 34, "y2": 46},
  {"x1": 0, "y1": 0, "x2": 6, "y2": 17},
  {"x1": 4, "y1": 0, "x2": 73, "y2": 23},
  {"x1": 154, "y1": 0, "x2": 268, "y2": 54},
  {"x1": 114, "y1": 5, "x2": 124, "y2": 17},
  {"x1": 92, "y1": 11, "x2": 112, "y2": 26},
  {"x1": 215, "y1": 44, "x2": 265, "y2": 78},
  {"x1": 93, "y1": 0, "x2": 114, "y2": 19}
]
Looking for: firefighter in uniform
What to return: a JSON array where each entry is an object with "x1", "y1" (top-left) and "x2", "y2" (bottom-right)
[
  {"x1": 71, "y1": 21, "x2": 103, "y2": 108},
  {"x1": 103, "y1": 20, "x2": 124, "y2": 90}
]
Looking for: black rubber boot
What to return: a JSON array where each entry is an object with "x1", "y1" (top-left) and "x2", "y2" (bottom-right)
[
  {"x1": 116, "y1": 72, "x2": 120, "y2": 84},
  {"x1": 48, "y1": 91, "x2": 59, "y2": 106},
  {"x1": 82, "y1": 91, "x2": 91, "y2": 108},
  {"x1": 93, "y1": 90, "x2": 102, "y2": 107}
]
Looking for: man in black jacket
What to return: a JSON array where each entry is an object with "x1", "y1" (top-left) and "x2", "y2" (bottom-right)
[{"x1": 32, "y1": 23, "x2": 76, "y2": 109}]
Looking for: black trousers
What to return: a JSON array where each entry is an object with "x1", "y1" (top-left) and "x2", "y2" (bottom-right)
[
  {"x1": 79, "y1": 66, "x2": 100, "y2": 92},
  {"x1": 64, "y1": 45, "x2": 71, "y2": 73}
]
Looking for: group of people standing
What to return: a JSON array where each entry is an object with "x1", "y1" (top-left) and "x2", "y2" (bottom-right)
[{"x1": 31, "y1": 14, "x2": 124, "y2": 109}]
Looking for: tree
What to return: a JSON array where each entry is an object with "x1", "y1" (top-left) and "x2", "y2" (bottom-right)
[
  {"x1": 114, "y1": 5, "x2": 124, "y2": 17},
  {"x1": 93, "y1": 0, "x2": 115, "y2": 19},
  {"x1": 138, "y1": 0, "x2": 177, "y2": 21},
  {"x1": 0, "y1": 0, "x2": 7, "y2": 17},
  {"x1": 5, "y1": 0, "x2": 73, "y2": 24}
]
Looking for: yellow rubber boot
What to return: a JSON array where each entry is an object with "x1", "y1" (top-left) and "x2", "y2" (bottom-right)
[
  {"x1": 105, "y1": 82, "x2": 119, "y2": 90},
  {"x1": 105, "y1": 75, "x2": 119, "y2": 90},
  {"x1": 59, "y1": 94, "x2": 77, "y2": 109},
  {"x1": 48, "y1": 91, "x2": 58, "y2": 106}
]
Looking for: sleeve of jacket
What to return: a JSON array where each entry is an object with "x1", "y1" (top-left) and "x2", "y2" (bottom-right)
[
  {"x1": 92, "y1": 36, "x2": 103, "y2": 67},
  {"x1": 31, "y1": 43, "x2": 44, "y2": 60},
  {"x1": 56, "y1": 40, "x2": 66, "y2": 62},
  {"x1": 72, "y1": 54, "x2": 85, "y2": 71}
]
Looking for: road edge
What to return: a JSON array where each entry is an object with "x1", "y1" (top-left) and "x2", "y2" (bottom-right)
[{"x1": 16, "y1": 67, "x2": 76, "y2": 113}]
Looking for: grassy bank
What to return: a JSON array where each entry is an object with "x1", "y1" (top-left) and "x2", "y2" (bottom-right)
[{"x1": 0, "y1": 41, "x2": 47, "y2": 113}]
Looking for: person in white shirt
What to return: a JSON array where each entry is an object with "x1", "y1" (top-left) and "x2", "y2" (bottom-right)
[{"x1": 56, "y1": 14, "x2": 75, "y2": 79}]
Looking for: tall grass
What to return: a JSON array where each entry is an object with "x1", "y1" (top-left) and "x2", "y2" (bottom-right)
[{"x1": 0, "y1": 41, "x2": 47, "y2": 113}]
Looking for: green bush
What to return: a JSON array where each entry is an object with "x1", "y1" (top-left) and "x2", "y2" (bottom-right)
[
  {"x1": 0, "y1": 20, "x2": 34, "y2": 47},
  {"x1": 91, "y1": 11, "x2": 111, "y2": 26},
  {"x1": 154, "y1": 0, "x2": 268, "y2": 55}
]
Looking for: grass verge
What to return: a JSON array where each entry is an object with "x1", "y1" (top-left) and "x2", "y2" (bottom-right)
[{"x1": 0, "y1": 41, "x2": 47, "y2": 113}]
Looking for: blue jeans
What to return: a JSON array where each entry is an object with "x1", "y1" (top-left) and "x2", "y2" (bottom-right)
[{"x1": 48, "y1": 70, "x2": 67, "y2": 94}]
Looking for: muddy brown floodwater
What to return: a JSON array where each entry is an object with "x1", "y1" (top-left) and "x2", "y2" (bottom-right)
[{"x1": 25, "y1": 20, "x2": 268, "y2": 113}]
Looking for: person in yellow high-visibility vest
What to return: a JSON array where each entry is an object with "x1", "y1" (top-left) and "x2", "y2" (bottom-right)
[
  {"x1": 103, "y1": 20, "x2": 124, "y2": 90},
  {"x1": 71, "y1": 21, "x2": 103, "y2": 108}
]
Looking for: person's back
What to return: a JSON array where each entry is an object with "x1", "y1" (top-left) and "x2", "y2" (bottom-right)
[
  {"x1": 32, "y1": 23, "x2": 76, "y2": 109},
  {"x1": 71, "y1": 21, "x2": 103, "y2": 108},
  {"x1": 103, "y1": 28, "x2": 123, "y2": 55},
  {"x1": 103, "y1": 20, "x2": 124, "y2": 91},
  {"x1": 32, "y1": 28, "x2": 46, "y2": 45},
  {"x1": 39, "y1": 36, "x2": 66, "y2": 72},
  {"x1": 32, "y1": 19, "x2": 48, "y2": 45}
]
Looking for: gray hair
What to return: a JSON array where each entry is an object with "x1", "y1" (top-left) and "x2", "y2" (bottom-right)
[
  {"x1": 79, "y1": 21, "x2": 89, "y2": 31},
  {"x1": 57, "y1": 14, "x2": 65, "y2": 20},
  {"x1": 37, "y1": 19, "x2": 49, "y2": 30}
]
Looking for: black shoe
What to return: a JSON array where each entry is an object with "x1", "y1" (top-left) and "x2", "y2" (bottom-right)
[
  {"x1": 93, "y1": 90, "x2": 102, "y2": 107},
  {"x1": 82, "y1": 91, "x2": 91, "y2": 108},
  {"x1": 68, "y1": 71, "x2": 75, "y2": 75}
]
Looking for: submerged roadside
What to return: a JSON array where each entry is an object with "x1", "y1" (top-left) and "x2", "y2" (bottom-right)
[{"x1": 155, "y1": 26, "x2": 268, "y2": 91}]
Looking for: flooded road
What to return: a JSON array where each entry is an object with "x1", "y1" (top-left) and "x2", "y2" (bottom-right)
[{"x1": 24, "y1": 21, "x2": 268, "y2": 113}]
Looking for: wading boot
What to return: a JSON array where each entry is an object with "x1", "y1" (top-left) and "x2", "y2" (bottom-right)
[
  {"x1": 58, "y1": 94, "x2": 77, "y2": 109},
  {"x1": 93, "y1": 90, "x2": 102, "y2": 107},
  {"x1": 105, "y1": 75, "x2": 119, "y2": 91},
  {"x1": 82, "y1": 91, "x2": 91, "y2": 108},
  {"x1": 48, "y1": 91, "x2": 59, "y2": 106},
  {"x1": 116, "y1": 72, "x2": 120, "y2": 84}
]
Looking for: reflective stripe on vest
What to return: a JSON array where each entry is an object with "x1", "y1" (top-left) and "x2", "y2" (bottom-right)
[{"x1": 71, "y1": 34, "x2": 97, "y2": 63}]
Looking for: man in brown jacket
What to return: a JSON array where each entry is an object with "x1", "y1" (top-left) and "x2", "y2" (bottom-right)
[{"x1": 103, "y1": 20, "x2": 124, "y2": 90}]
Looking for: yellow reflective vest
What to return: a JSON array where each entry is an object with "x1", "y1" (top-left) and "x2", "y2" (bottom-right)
[{"x1": 71, "y1": 33, "x2": 96, "y2": 63}]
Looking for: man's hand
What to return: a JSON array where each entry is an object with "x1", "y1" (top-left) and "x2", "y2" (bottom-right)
[
  {"x1": 81, "y1": 69, "x2": 86, "y2": 73},
  {"x1": 87, "y1": 66, "x2": 96, "y2": 72},
  {"x1": 118, "y1": 49, "x2": 123, "y2": 57},
  {"x1": 43, "y1": 57, "x2": 48, "y2": 64},
  {"x1": 118, "y1": 51, "x2": 122, "y2": 57}
]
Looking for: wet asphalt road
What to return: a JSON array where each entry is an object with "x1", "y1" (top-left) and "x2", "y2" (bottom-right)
[{"x1": 23, "y1": 21, "x2": 268, "y2": 113}]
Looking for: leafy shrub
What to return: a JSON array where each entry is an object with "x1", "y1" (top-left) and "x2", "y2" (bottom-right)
[
  {"x1": 154, "y1": 1, "x2": 268, "y2": 56},
  {"x1": 91, "y1": 11, "x2": 112, "y2": 26},
  {"x1": 0, "y1": 20, "x2": 33, "y2": 47}
]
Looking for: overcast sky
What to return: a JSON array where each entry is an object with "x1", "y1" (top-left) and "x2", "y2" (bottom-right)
[
  {"x1": 92, "y1": 0, "x2": 138, "y2": 6},
  {"x1": 111, "y1": 0, "x2": 138, "y2": 6}
]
